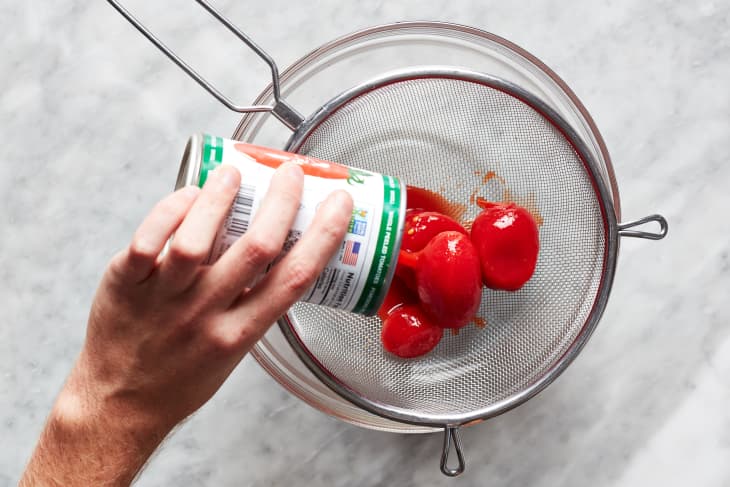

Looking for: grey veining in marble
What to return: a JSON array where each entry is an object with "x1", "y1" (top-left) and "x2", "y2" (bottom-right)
[{"x1": 1, "y1": 1, "x2": 729, "y2": 486}]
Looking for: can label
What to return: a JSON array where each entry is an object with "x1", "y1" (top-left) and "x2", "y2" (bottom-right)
[{"x1": 190, "y1": 134, "x2": 404, "y2": 315}]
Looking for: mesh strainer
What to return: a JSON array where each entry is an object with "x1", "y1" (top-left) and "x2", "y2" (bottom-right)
[{"x1": 109, "y1": 0, "x2": 668, "y2": 477}]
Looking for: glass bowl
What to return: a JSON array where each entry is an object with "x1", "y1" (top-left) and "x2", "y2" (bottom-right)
[{"x1": 232, "y1": 21, "x2": 620, "y2": 433}]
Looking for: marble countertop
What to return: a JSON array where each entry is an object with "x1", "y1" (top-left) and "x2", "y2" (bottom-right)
[{"x1": 1, "y1": 1, "x2": 728, "y2": 486}]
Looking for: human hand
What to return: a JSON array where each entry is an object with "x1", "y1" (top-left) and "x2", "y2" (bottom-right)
[{"x1": 20, "y1": 162, "x2": 353, "y2": 486}]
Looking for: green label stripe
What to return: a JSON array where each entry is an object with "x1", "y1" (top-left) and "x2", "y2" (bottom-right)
[
  {"x1": 353, "y1": 175, "x2": 402, "y2": 315},
  {"x1": 199, "y1": 134, "x2": 224, "y2": 187}
]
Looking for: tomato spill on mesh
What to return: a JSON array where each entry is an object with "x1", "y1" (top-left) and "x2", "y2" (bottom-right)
[{"x1": 473, "y1": 316, "x2": 487, "y2": 329}]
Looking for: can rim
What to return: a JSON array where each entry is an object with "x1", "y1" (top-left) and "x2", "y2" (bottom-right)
[
  {"x1": 364, "y1": 177, "x2": 407, "y2": 316},
  {"x1": 175, "y1": 133, "x2": 204, "y2": 190}
]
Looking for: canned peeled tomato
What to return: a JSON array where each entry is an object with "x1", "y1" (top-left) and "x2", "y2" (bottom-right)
[{"x1": 174, "y1": 134, "x2": 406, "y2": 316}]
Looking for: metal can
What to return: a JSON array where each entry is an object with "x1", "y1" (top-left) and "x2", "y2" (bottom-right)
[{"x1": 175, "y1": 133, "x2": 406, "y2": 316}]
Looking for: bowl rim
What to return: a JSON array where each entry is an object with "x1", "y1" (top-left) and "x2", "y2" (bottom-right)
[{"x1": 237, "y1": 20, "x2": 622, "y2": 431}]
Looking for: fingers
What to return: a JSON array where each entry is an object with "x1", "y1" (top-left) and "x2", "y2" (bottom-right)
[
  {"x1": 109, "y1": 185, "x2": 200, "y2": 284},
  {"x1": 201, "y1": 162, "x2": 304, "y2": 305},
  {"x1": 219, "y1": 190, "x2": 353, "y2": 349},
  {"x1": 158, "y1": 166, "x2": 240, "y2": 291}
]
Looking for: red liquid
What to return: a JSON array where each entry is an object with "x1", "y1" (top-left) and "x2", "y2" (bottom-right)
[
  {"x1": 377, "y1": 275, "x2": 417, "y2": 321},
  {"x1": 405, "y1": 186, "x2": 467, "y2": 222}
]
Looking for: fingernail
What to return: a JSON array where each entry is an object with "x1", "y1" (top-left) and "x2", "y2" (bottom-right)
[
  {"x1": 330, "y1": 190, "x2": 353, "y2": 211},
  {"x1": 182, "y1": 185, "x2": 201, "y2": 198},
  {"x1": 217, "y1": 165, "x2": 240, "y2": 189},
  {"x1": 279, "y1": 161, "x2": 304, "y2": 179}
]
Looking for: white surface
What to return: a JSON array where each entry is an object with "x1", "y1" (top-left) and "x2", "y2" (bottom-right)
[{"x1": 1, "y1": 1, "x2": 729, "y2": 486}]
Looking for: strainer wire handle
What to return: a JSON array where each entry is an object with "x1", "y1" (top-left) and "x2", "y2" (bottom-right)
[
  {"x1": 618, "y1": 214, "x2": 668, "y2": 240},
  {"x1": 440, "y1": 426, "x2": 466, "y2": 477},
  {"x1": 105, "y1": 0, "x2": 304, "y2": 129}
]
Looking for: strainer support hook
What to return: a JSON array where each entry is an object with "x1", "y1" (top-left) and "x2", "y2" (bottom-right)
[
  {"x1": 440, "y1": 426, "x2": 466, "y2": 477},
  {"x1": 618, "y1": 214, "x2": 668, "y2": 240},
  {"x1": 106, "y1": 0, "x2": 304, "y2": 130}
]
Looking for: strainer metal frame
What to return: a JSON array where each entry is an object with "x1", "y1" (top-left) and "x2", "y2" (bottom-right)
[
  {"x1": 276, "y1": 67, "x2": 620, "y2": 430},
  {"x1": 107, "y1": 0, "x2": 669, "y2": 477}
]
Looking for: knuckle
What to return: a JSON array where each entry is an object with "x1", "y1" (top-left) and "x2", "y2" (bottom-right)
[
  {"x1": 128, "y1": 235, "x2": 159, "y2": 262},
  {"x1": 202, "y1": 181, "x2": 238, "y2": 208},
  {"x1": 319, "y1": 222, "x2": 344, "y2": 244},
  {"x1": 108, "y1": 249, "x2": 127, "y2": 270},
  {"x1": 204, "y1": 325, "x2": 250, "y2": 356},
  {"x1": 107, "y1": 249, "x2": 131, "y2": 279},
  {"x1": 201, "y1": 191, "x2": 229, "y2": 212},
  {"x1": 167, "y1": 240, "x2": 209, "y2": 264},
  {"x1": 244, "y1": 234, "x2": 280, "y2": 266},
  {"x1": 156, "y1": 197, "x2": 185, "y2": 220},
  {"x1": 284, "y1": 259, "x2": 318, "y2": 295}
]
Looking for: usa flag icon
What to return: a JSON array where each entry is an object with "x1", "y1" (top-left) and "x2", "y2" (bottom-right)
[{"x1": 342, "y1": 240, "x2": 361, "y2": 266}]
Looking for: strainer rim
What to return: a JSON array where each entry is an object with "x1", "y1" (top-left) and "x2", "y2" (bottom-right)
[{"x1": 277, "y1": 67, "x2": 620, "y2": 427}]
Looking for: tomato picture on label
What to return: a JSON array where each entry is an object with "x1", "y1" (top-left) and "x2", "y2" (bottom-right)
[{"x1": 233, "y1": 142, "x2": 371, "y2": 184}]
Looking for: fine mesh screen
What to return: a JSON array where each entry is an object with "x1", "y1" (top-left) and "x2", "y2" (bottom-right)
[{"x1": 286, "y1": 77, "x2": 606, "y2": 417}]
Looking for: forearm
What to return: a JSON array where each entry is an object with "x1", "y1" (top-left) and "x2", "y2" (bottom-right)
[
  {"x1": 19, "y1": 163, "x2": 351, "y2": 485},
  {"x1": 20, "y1": 369, "x2": 171, "y2": 487}
]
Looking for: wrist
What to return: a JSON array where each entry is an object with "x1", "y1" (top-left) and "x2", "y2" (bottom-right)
[
  {"x1": 57, "y1": 357, "x2": 175, "y2": 448},
  {"x1": 20, "y1": 374, "x2": 172, "y2": 487},
  {"x1": 26, "y1": 374, "x2": 172, "y2": 486}
]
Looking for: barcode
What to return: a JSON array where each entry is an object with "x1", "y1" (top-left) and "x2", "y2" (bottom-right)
[
  {"x1": 226, "y1": 184, "x2": 256, "y2": 239},
  {"x1": 282, "y1": 229, "x2": 302, "y2": 253}
]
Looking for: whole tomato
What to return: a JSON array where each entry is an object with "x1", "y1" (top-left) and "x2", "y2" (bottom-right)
[
  {"x1": 470, "y1": 201, "x2": 539, "y2": 291},
  {"x1": 396, "y1": 211, "x2": 468, "y2": 292},
  {"x1": 401, "y1": 211, "x2": 467, "y2": 252},
  {"x1": 413, "y1": 231, "x2": 482, "y2": 328},
  {"x1": 381, "y1": 305, "x2": 443, "y2": 358}
]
